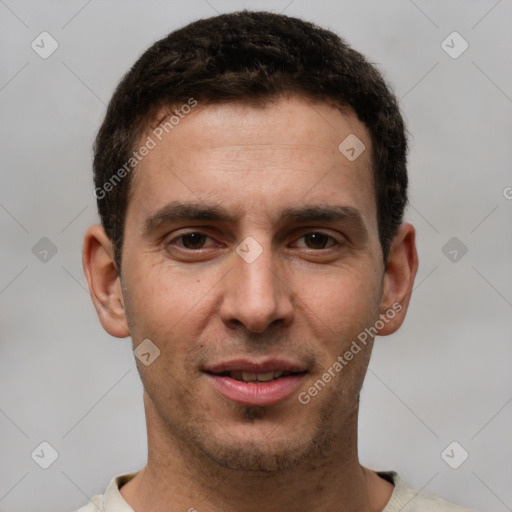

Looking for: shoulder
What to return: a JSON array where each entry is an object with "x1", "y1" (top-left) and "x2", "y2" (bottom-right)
[
  {"x1": 379, "y1": 471, "x2": 475, "y2": 512},
  {"x1": 69, "y1": 473, "x2": 138, "y2": 512}
]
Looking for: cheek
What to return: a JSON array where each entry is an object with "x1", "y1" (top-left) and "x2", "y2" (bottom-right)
[
  {"x1": 127, "y1": 259, "x2": 199, "y2": 312},
  {"x1": 124, "y1": 262, "x2": 220, "y2": 356},
  {"x1": 295, "y1": 265, "x2": 380, "y2": 348}
]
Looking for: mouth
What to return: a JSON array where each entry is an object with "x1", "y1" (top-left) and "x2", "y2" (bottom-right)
[
  {"x1": 203, "y1": 359, "x2": 308, "y2": 406},
  {"x1": 211, "y1": 369, "x2": 303, "y2": 382}
]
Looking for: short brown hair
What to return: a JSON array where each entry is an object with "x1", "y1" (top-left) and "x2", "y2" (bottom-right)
[{"x1": 93, "y1": 10, "x2": 408, "y2": 270}]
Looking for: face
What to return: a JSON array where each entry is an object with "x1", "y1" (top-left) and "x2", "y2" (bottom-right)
[{"x1": 87, "y1": 95, "x2": 415, "y2": 472}]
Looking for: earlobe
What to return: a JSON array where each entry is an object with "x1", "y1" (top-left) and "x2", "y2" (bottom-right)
[
  {"x1": 82, "y1": 224, "x2": 130, "y2": 338},
  {"x1": 377, "y1": 223, "x2": 418, "y2": 336}
]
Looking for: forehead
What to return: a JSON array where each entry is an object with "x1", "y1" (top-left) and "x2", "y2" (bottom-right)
[{"x1": 127, "y1": 96, "x2": 376, "y2": 232}]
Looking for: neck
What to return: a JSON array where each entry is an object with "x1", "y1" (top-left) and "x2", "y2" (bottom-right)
[{"x1": 120, "y1": 395, "x2": 393, "y2": 512}]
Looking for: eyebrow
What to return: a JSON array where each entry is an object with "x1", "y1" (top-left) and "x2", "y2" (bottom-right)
[{"x1": 143, "y1": 201, "x2": 367, "y2": 236}]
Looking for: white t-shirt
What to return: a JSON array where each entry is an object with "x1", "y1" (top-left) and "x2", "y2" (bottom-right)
[{"x1": 73, "y1": 471, "x2": 475, "y2": 512}]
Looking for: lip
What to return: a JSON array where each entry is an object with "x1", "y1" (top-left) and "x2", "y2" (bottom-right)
[
  {"x1": 203, "y1": 358, "x2": 307, "y2": 374},
  {"x1": 202, "y1": 358, "x2": 308, "y2": 406},
  {"x1": 204, "y1": 373, "x2": 306, "y2": 406}
]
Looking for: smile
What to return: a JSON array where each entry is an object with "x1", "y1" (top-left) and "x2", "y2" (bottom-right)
[{"x1": 203, "y1": 358, "x2": 308, "y2": 406}]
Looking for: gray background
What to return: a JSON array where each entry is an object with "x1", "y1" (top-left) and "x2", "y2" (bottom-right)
[{"x1": 1, "y1": 1, "x2": 511, "y2": 511}]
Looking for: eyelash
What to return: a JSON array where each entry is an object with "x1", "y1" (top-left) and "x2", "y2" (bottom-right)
[{"x1": 165, "y1": 230, "x2": 343, "y2": 252}]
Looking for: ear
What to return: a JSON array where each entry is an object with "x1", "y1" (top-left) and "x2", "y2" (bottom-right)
[
  {"x1": 82, "y1": 224, "x2": 130, "y2": 338},
  {"x1": 377, "y1": 223, "x2": 418, "y2": 335}
]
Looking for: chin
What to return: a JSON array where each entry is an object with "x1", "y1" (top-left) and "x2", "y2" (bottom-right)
[{"x1": 190, "y1": 414, "x2": 337, "y2": 473}]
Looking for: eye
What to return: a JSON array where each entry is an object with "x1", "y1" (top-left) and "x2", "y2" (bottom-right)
[
  {"x1": 293, "y1": 232, "x2": 339, "y2": 250},
  {"x1": 165, "y1": 230, "x2": 341, "y2": 254},
  {"x1": 168, "y1": 232, "x2": 215, "y2": 250}
]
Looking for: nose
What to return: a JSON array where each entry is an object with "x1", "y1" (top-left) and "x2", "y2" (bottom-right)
[{"x1": 219, "y1": 242, "x2": 294, "y2": 333}]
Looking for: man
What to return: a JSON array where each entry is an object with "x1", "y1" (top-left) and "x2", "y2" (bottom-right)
[{"x1": 78, "y1": 10, "x2": 473, "y2": 512}]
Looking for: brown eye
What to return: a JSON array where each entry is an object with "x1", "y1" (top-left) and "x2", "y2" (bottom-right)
[
  {"x1": 303, "y1": 232, "x2": 332, "y2": 249},
  {"x1": 179, "y1": 233, "x2": 208, "y2": 249}
]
